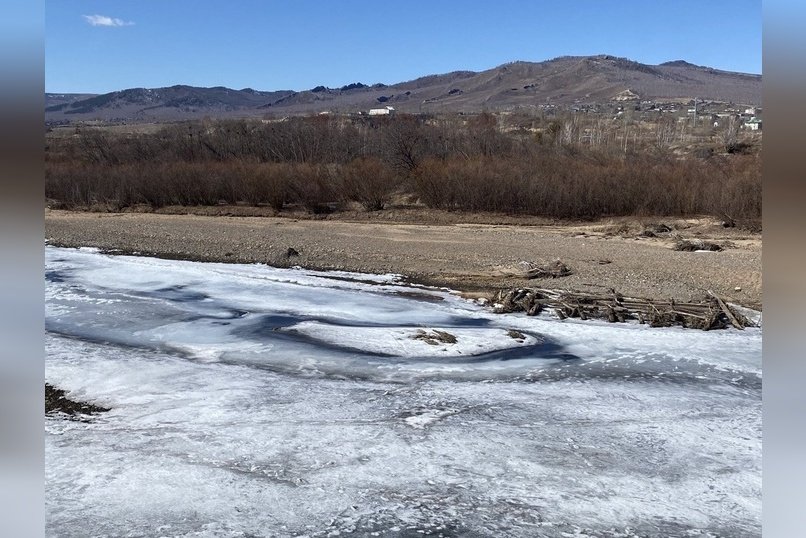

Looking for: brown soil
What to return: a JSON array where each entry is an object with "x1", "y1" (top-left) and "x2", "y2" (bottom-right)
[{"x1": 44, "y1": 209, "x2": 762, "y2": 309}]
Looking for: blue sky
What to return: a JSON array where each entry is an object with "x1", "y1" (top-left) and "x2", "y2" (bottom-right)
[{"x1": 46, "y1": 1, "x2": 762, "y2": 93}]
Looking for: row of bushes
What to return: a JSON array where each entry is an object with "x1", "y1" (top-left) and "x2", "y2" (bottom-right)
[
  {"x1": 48, "y1": 115, "x2": 512, "y2": 171},
  {"x1": 46, "y1": 151, "x2": 761, "y2": 219},
  {"x1": 415, "y1": 152, "x2": 760, "y2": 219},
  {"x1": 47, "y1": 161, "x2": 346, "y2": 212}
]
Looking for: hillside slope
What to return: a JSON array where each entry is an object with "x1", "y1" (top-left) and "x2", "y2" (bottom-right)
[{"x1": 46, "y1": 55, "x2": 761, "y2": 123}]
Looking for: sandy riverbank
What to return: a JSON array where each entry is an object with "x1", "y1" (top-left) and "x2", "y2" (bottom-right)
[{"x1": 44, "y1": 209, "x2": 762, "y2": 308}]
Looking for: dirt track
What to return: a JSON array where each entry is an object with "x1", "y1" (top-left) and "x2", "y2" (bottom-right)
[{"x1": 44, "y1": 209, "x2": 762, "y2": 308}]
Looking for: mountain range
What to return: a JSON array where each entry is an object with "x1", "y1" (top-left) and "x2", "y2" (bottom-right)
[{"x1": 45, "y1": 55, "x2": 762, "y2": 123}]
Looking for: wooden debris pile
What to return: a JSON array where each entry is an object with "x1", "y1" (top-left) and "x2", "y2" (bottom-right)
[
  {"x1": 493, "y1": 287, "x2": 754, "y2": 330},
  {"x1": 521, "y1": 259, "x2": 573, "y2": 279},
  {"x1": 674, "y1": 239, "x2": 723, "y2": 252},
  {"x1": 638, "y1": 223, "x2": 672, "y2": 237}
]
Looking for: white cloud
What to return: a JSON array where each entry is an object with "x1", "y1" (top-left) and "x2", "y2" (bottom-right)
[{"x1": 83, "y1": 14, "x2": 135, "y2": 28}]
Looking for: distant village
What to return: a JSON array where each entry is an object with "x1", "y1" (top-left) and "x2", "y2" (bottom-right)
[
  {"x1": 344, "y1": 99, "x2": 761, "y2": 131},
  {"x1": 561, "y1": 99, "x2": 761, "y2": 131}
]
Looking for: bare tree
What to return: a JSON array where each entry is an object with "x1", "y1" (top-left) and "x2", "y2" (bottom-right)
[
  {"x1": 717, "y1": 115, "x2": 740, "y2": 153},
  {"x1": 561, "y1": 115, "x2": 579, "y2": 146},
  {"x1": 654, "y1": 116, "x2": 676, "y2": 151},
  {"x1": 379, "y1": 115, "x2": 427, "y2": 173},
  {"x1": 76, "y1": 129, "x2": 119, "y2": 165}
]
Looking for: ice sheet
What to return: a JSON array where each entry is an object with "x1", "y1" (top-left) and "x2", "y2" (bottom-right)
[{"x1": 45, "y1": 246, "x2": 761, "y2": 537}]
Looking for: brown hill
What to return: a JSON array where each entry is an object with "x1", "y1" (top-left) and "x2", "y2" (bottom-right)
[{"x1": 45, "y1": 55, "x2": 761, "y2": 123}]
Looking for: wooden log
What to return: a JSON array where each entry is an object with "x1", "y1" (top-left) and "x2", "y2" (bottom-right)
[
  {"x1": 492, "y1": 286, "x2": 745, "y2": 331},
  {"x1": 707, "y1": 290, "x2": 744, "y2": 330},
  {"x1": 526, "y1": 302, "x2": 542, "y2": 316},
  {"x1": 669, "y1": 310, "x2": 709, "y2": 320}
]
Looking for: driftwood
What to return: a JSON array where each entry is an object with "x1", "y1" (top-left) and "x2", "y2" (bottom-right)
[
  {"x1": 521, "y1": 259, "x2": 573, "y2": 279},
  {"x1": 674, "y1": 239, "x2": 723, "y2": 252},
  {"x1": 707, "y1": 290, "x2": 744, "y2": 330},
  {"x1": 493, "y1": 287, "x2": 754, "y2": 330}
]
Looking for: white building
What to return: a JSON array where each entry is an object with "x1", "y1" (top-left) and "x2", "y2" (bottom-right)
[
  {"x1": 368, "y1": 106, "x2": 395, "y2": 116},
  {"x1": 744, "y1": 117, "x2": 762, "y2": 131}
]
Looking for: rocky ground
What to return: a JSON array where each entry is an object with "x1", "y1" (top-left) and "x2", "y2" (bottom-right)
[
  {"x1": 45, "y1": 383, "x2": 109, "y2": 416},
  {"x1": 44, "y1": 208, "x2": 762, "y2": 308}
]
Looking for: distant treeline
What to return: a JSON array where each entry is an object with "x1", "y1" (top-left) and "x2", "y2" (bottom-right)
[{"x1": 45, "y1": 113, "x2": 761, "y2": 220}]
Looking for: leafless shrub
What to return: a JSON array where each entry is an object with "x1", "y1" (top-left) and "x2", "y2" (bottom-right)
[
  {"x1": 341, "y1": 157, "x2": 397, "y2": 211},
  {"x1": 289, "y1": 163, "x2": 341, "y2": 213},
  {"x1": 736, "y1": 218, "x2": 762, "y2": 233},
  {"x1": 237, "y1": 162, "x2": 293, "y2": 209},
  {"x1": 45, "y1": 116, "x2": 761, "y2": 221}
]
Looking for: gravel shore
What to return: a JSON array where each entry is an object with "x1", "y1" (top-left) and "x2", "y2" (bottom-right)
[{"x1": 45, "y1": 209, "x2": 762, "y2": 308}]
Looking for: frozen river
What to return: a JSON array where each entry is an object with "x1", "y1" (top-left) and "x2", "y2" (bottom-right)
[{"x1": 45, "y1": 246, "x2": 761, "y2": 537}]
